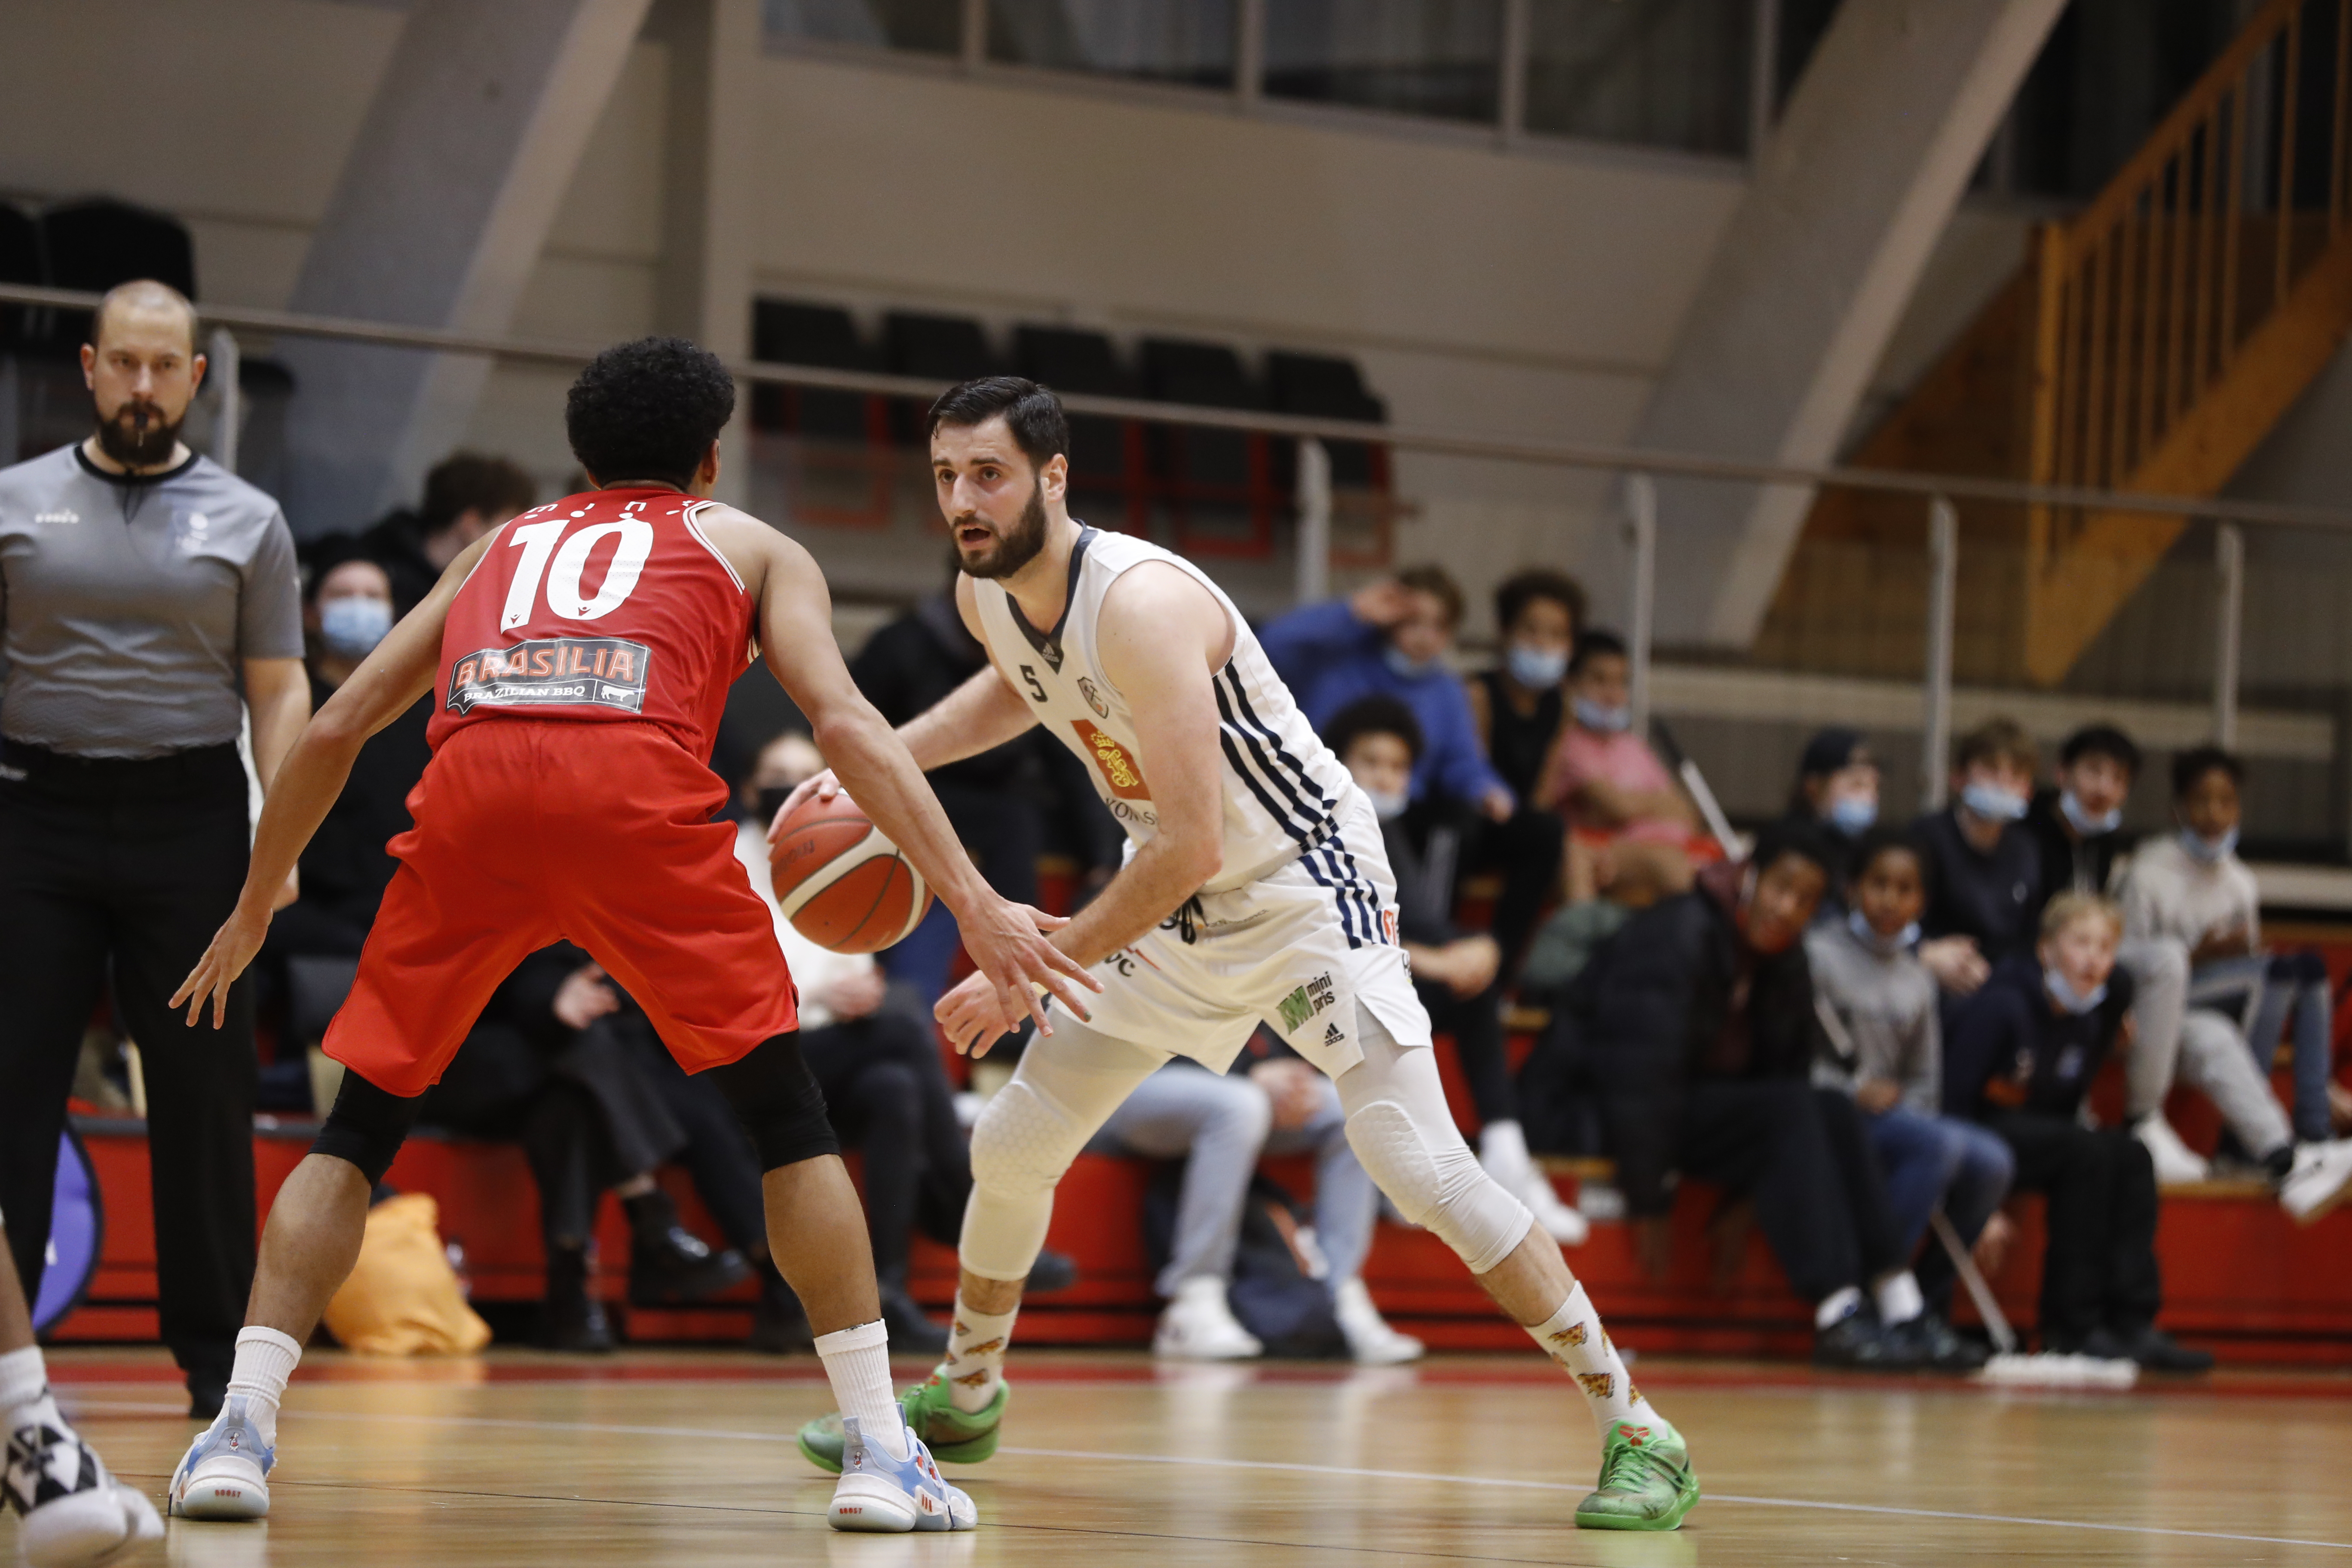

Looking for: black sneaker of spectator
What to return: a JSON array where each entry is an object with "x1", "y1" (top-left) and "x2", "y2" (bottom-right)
[
  {"x1": 1813, "y1": 1308, "x2": 1921, "y2": 1369},
  {"x1": 1891, "y1": 1312, "x2": 1988, "y2": 1372},
  {"x1": 1026, "y1": 1249, "x2": 1081, "y2": 1294},
  {"x1": 750, "y1": 1273, "x2": 815, "y2": 1356},
  {"x1": 879, "y1": 1283, "x2": 950, "y2": 1356},
  {"x1": 628, "y1": 1226, "x2": 750, "y2": 1306},
  {"x1": 2120, "y1": 1324, "x2": 2215, "y2": 1374},
  {"x1": 539, "y1": 1245, "x2": 616, "y2": 1353}
]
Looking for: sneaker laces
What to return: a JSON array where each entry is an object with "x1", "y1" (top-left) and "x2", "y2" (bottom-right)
[{"x1": 1599, "y1": 1434, "x2": 1661, "y2": 1495}]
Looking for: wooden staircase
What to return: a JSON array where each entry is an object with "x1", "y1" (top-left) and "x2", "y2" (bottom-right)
[{"x1": 1759, "y1": 0, "x2": 2352, "y2": 687}]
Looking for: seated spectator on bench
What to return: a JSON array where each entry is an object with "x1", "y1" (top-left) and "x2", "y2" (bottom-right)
[
  {"x1": 1943, "y1": 894, "x2": 2211, "y2": 1370},
  {"x1": 1087, "y1": 1041, "x2": 1422, "y2": 1366},
  {"x1": 1514, "y1": 846, "x2": 1675, "y2": 1159},
  {"x1": 1462, "y1": 568, "x2": 1582, "y2": 965},
  {"x1": 1806, "y1": 827, "x2": 2010, "y2": 1369},
  {"x1": 358, "y1": 451, "x2": 535, "y2": 616},
  {"x1": 418, "y1": 945, "x2": 750, "y2": 1352},
  {"x1": 1535, "y1": 631, "x2": 1698, "y2": 902},
  {"x1": 1322, "y1": 695, "x2": 1586, "y2": 1245},
  {"x1": 1912, "y1": 719, "x2": 2042, "y2": 1001},
  {"x1": 2119, "y1": 747, "x2": 2352, "y2": 1220},
  {"x1": 1574, "y1": 825, "x2": 1934, "y2": 1368},
  {"x1": 1782, "y1": 729, "x2": 1880, "y2": 921}
]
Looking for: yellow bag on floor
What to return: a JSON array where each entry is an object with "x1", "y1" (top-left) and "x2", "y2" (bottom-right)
[{"x1": 321, "y1": 1193, "x2": 492, "y2": 1356}]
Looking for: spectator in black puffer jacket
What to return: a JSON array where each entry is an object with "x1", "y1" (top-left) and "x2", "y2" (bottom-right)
[{"x1": 1569, "y1": 825, "x2": 1945, "y2": 1368}]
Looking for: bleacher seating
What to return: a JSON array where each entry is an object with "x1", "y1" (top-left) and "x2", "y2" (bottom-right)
[
  {"x1": 0, "y1": 203, "x2": 39, "y2": 353},
  {"x1": 750, "y1": 297, "x2": 892, "y2": 525},
  {"x1": 1014, "y1": 323, "x2": 1148, "y2": 531},
  {"x1": 36, "y1": 198, "x2": 197, "y2": 355},
  {"x1": 1139, "y1": 335, "x2": 1278, "y2": 557}
]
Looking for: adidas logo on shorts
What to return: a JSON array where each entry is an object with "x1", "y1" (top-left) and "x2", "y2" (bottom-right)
[{"x1": 1323, "y1": 1022, "x2": 1345, "y2": 1047}]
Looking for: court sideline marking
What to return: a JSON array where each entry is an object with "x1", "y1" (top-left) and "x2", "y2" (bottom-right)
[{"x1": 70, "y1": 1396, "x2": 2352, "y2": 1553}]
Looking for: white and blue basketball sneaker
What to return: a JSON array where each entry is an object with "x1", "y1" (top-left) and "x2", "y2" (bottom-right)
[
  {"x1": 827, "y1": 1418, "x2": 977, "y2": 1533},
  {"x1": 168, "y1": 1394, "x2": 273, "y2": 1521},
  {"x1": 3, "y1": 1404, "x2": 163, "y2": 1567}
]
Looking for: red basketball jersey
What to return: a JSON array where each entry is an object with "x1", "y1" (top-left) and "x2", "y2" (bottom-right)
[{"x1": 428, "y1": 487, "x2": 754, "y2": 761}]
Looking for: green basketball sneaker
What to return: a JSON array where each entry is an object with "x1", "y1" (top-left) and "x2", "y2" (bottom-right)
[
  {"x1": 1573, "y1": 1415, "x2": 1699, "y2": 1531},
  {"x1": 797, "y1": 1371, "x2": 1009, "y2": 1475}
]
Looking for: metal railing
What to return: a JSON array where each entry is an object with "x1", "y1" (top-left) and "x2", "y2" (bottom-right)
[{"x1": 7, "y1": 277, "x2": 2350, "y2": 815}]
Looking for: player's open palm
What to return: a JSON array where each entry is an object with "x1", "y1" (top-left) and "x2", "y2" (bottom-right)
[{"x1": 172, "y1": 905, "x2": 273, "y2": 1029}]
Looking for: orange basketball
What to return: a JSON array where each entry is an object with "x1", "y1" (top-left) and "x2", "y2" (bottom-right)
[{"x1": 768, "y1": 790, "x2": 932, "y2": 954}]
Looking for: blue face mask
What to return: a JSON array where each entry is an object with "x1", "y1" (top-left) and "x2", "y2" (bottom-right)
[
  {"x1": 320, "y1": 595, "x2": 393, "y2": 660},
  {"x1": 1847, "y1": 908, "x2": 1917, "y2": 957},
  {"x1": 1827, "y1": 794, "x2": 1877, "y2": 836},
  {"x1": 2045, "y1": 966, "x2": 2108, "y2": 1015},
  {"x1": 2059, "y1": 789, "x2": 2123, "y2": 838},
  {"x1": 1505, "y1": 643, "x2": 1568, "y2": 690},
  {"x1": 1382, "y1": 644, "x2": 1441, "y2": 680},
  {"x1": 1960, "y1": 781, "x2": 2029, "y2": 824},
  {"x1": 2180, "y1": 825, "x2": 2240, "y2": 863},
  {"x1": 1573, "y1": 696, "x2": 1631, "y2": 733}
]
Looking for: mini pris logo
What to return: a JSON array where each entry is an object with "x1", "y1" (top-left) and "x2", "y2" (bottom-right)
[{"x1": 447, "y1": 637, "x2": 652, "y2": 715}]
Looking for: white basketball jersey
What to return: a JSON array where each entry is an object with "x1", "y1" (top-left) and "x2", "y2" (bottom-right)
[{"x1": 972, "y1": 527, "x2": 1374, "y2": 908}]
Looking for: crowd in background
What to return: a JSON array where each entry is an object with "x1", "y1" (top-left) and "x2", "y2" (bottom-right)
[{"x1": 21, "y1": 394, "x2": 2352, "y2": 1377}]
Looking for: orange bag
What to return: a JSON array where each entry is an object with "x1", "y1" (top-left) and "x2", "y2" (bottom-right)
[{"x1": 320, "y1": 1193, "x2": 492, "y2": 1356}]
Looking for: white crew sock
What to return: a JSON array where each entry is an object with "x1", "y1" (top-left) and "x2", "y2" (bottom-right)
[
  {"x1": 226, "y1": 1326, "x2": 303, "y2": 1447},
  {"x1": 0, "y1": 1343, "x2": 60, "y2": 1432},
  {"x1": 1525, "y1": 1283, "x2": 1659, "y2": 1438},
  {"x1": 940, "y1": 1295, "x2": 1018, "y2": 1415},
  {"x1": 814, "y1": 1320, "x2": 907, "y2": 1462},
  {"x1": 1814, "y1": 1285, "x2": 1863, "y2": 1330},
  {"x1": 1874, "y1": 1270, "x2": 1924, "y2": 1327}
]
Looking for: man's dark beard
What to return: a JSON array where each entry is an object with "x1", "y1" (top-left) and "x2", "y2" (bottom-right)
[
  {"x1": 94, "y1": 398, "x2": 182, "y2": 469},
  {"x1": 957, "y1": 481, "x2": 1048, "y2": 581}
]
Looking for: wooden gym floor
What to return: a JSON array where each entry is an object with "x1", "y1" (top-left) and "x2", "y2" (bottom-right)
[{"x1": 16, "y1": 1348, "x2": 2352, "y2": 1566}]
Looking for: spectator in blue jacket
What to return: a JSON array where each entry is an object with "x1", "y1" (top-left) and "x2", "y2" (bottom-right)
[{"x1": 1259, "y1": 566, "x2": 1512, "y2": 822}]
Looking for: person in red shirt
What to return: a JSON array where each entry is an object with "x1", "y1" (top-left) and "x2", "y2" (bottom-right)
[{"x1": 162, "y1": 337, "x2": 1095, "y2": 1536}]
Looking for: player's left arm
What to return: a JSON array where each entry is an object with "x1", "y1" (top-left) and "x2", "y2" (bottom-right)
[
  {"x1": 172, "y1": 533, "x2": 494, "y2": 1027},
  {"x1": 937, "y1": 563, "x2": 1233, "y2": 1055}
]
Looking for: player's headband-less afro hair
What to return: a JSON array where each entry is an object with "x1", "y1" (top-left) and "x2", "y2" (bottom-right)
[{"x1": 565, "y1": 336, "x2": 736, "y2": 490}]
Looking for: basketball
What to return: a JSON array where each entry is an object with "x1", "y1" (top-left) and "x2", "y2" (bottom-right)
[{"x1": 767, "y1": 790, "x2": 931, "y2": 953}]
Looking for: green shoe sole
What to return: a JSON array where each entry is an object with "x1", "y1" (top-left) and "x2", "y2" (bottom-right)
[
  {"x1": 793, "y1": 1421, "x2": 1002, "y2": 1476},
  {"x1": 1573, "y1": 1477, "x2": 1700, "y2": 1531}
]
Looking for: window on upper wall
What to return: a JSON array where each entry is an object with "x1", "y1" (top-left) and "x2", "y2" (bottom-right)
[
  {"x1": 1262, "y1": 0, "x2": 1507, "y2": 125},
  {"x1": 1523, "y1": 0, "x2": 1755, "y2": 157},
  {"x1": 989, "y1": 0, "x2": 1240, "y2": 89},
  {"x1": 763, "y1": 0, "x2": 964, "y2": 55}
]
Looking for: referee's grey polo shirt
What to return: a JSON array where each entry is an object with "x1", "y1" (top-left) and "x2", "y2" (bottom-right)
[{"x1": 0, "y1": 443, "x2": 304, "y2": 760}]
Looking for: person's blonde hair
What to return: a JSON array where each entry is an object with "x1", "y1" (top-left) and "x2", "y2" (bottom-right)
[{"x1": 2040, "y1": 891, "x2": 2122, "y2": 941}]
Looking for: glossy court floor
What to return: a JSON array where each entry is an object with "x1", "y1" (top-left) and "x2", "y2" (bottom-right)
[{"x1": 13, "y1": 1348, "x2": 2352, "y2": 1566}]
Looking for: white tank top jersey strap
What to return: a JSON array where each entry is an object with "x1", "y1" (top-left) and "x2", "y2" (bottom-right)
[{"x1": 971, "y1": 525, "x2": 1429, "y2": 1075}]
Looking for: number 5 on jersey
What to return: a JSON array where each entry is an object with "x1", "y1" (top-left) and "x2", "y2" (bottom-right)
[{"x1": 502, "y1": 515, "x2": 656, "y2": 630}]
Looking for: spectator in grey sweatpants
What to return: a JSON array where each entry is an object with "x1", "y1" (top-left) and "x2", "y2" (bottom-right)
[{"x1": 1088, "y1": 1043, "x2": 1421, "y2": 1365}]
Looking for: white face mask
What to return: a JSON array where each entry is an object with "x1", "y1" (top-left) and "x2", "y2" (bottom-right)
[
  {"x1": 2045, "y1": 966, "x2": 2108, "y2": 1015},
  {"x1": 1846, "y1": 908, "x2": 1917, "y2": 957},
  {"x1": 1505, "y1": 642, "x2": 1568, "y2": 690},
  {"x1": 1366, "y1": 786, "x2": 1410, "y2": 821},
  {"x1": 2180, "y1": 825, "x2": 2239, "y2": 863},
  {"x1": 2059, "y1": 789, "x2": 2123, "y2": 837},
  {"x1": 320, "y1": 595, "x2": 393, "y2": 660},
  {"x1": 1382, "y1": 644, "x2": 1441, "y2": 680},
  {"x1": 1959, "y1": 780, "x2": 2029, "y2": 824},
  {"x1": 1573, "y1": 696, "x2": 1631, "y2": 733}
]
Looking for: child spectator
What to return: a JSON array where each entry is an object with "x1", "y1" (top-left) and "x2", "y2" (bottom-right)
[
  {"x1": 1535, "y1": 630, "x2": 1698, "y2": 900},
  {"x1": 1572, "y1": 825, "x2": 1933, "y2": 1368},
  {"x1": 1786, "y1": 727, "x2": 1881, "y2": 845},
  {"x1": 1911, "y1": 719, "x2": 2043, "y2": 998},
  {"x1": 1463, "y1": 567, "x2": 1583, "y2": 962},
  {"x1": 1943, "y1": 895, "x2": 2212, "y2": 1369},
  {"x1": 2119, "y1": 748, "x2": 2352, "y2": 1219},
  {"x1": 1322, "y1": 695, "x2": 1586, "y2": 1244},
  {"x1": 1805, "y1": 827, "x2": 2010, "y2": 1369}
]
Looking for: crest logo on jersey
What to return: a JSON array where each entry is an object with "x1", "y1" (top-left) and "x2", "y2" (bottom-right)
[
  {"x1": 447, "y1": 637, "x2": 652, "y2": 715},
  {"x1": 1071, "y1": 719, "x2": 1151, "y2": 800},
  {"x1": 1076, "y1": 676, "x2": 1110, "y2": 718}
]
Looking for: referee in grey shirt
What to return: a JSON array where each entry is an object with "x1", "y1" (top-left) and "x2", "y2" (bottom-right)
[{"x1": 0, "y1": 281, "x2": 308, "y2": 1417}]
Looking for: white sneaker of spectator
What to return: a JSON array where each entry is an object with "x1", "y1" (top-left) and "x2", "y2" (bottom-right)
[
  {"x1": 1152, "y1": 1277, "x2": 1263, "y2": 1361},
  {"x1": 2134, "y1": 1113, "x2": 2211, "y2": 1185},
  {"x1": 1478, "y1": 1121, "x2": 1589, "y2": 1245},
  {"x1": 2280, "y1": 1140, "x2": 2352, "y2": 1224},
  {"x1": 1333, "y1": 1278, "x2": 1424, "y2": 1365}
]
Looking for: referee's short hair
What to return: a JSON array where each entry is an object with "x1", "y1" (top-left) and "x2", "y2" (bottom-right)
[{"x1": 928, "y1": 376, "x2": 1069, "y2": 470}]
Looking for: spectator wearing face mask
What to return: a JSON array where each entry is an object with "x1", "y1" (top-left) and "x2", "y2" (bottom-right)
[
  {"x1": 1259, "y1": 566, "x2": 1513, "y2": 826},
  {"x1": 358, "y1": 452, "x2": 538, "y2": 616},
  {"x1": 1462, "y1": 569, "x2": 1582, "y2": 965},
  {"x1": 1944, "y1": 895, "x2": 2211, "y2": 1370},
  {"x1": 1780, "y1": 728, "x2": 1880, "y2": 920},
  {"x1": 1321, "y1": 696, "x2": 1587, "y2": 1244},
  {"x1": 1535, "y1": 630, "x2": 1698, "y2": 901},
  {"x1": 1910, "y1": 719, "x2": 2042, "y2": 1001},
  {"x1": 2118, "y1": 748, "x2": 2352, "y2": 1220}
]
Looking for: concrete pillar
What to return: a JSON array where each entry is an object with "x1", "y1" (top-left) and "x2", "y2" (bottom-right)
[
  {"x1": 1631, "y1": 0, "x2": 2065, "y2": 646},
  {"x1": 278, "y1": 0, "x2": 655, "y2": 536}
]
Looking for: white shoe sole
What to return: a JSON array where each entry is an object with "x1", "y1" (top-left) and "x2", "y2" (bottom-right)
[
  {"x1": 829, "y1": 1473, "x2": 973, "y2": 1532},
  {"x1": 171, "y1": 1459, "x2": 270, "y2": 1522},
  {"x1": 20, "y1": 1482, "x2": 165, "y2": 1568}
]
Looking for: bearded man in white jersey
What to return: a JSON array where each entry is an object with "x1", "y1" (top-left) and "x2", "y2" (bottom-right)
[{"x1": 787, "y1": 378, "x2": 1697, "y2": 1532}]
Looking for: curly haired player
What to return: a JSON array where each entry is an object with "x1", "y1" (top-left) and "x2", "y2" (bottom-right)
[{"x1": 164, "y1": 340, "x2": 1098, "y2": 1536}]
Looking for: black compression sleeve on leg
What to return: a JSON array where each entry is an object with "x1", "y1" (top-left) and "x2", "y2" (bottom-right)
[
  {"x1": 309, "y1": 1070, "x2": 426, "y2": 1185},
  {"x1": 708, "y1": 1032, "x2": 840, "y2": 1172}
]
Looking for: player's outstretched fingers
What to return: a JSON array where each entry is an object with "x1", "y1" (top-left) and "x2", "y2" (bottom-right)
[{"x1": 766, "y1": 769, "x2": 842, "y2": 842}]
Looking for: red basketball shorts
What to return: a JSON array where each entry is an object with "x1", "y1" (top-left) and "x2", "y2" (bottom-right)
[{"x1": 324, "y1": 719, "x2": 798, "y2": 1098}]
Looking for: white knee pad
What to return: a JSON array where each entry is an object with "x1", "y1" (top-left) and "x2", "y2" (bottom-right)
[
  {"x1": 1345, "y1": 1099, "x2": 1532, "y2": 1276},
  {"x1": 968, "y1": 1079, "x2": 1088, "y2": 1197}
]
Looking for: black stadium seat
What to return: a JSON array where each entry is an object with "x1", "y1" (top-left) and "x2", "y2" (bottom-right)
[
  {"x1": 1015, "y1": 325, "x2": 1145, "y2": 529},
  {"x1": 750, "y1": 298, "x2": 883, "y2": 442},
  {"x1": 38, "y1": 198, "x2": 197, "y2": 352},
  {"x1": 0, "y1": 202, "x2": 39, "y2": 350},
  {"x1": 1139, "y1": 337, "x2": 1274, "y2": 555},
  {"x1": 883, "y1": 310, "x2": 998, "y2": 440},
  {"x1": 1267, "y1": 349, "x2": 1386, "y2": 487}
]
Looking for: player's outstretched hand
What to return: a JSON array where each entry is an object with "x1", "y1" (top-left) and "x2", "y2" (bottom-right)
[
  {"x1": 943, "y1": 899, "x2": 1102, "y2": 1055},
  {"x1": 767, "y1": 768, "x2": 842, "y2": 842},
  {"x1": 171, "y1": 905, "x2": 273, "y2": 1029}
]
